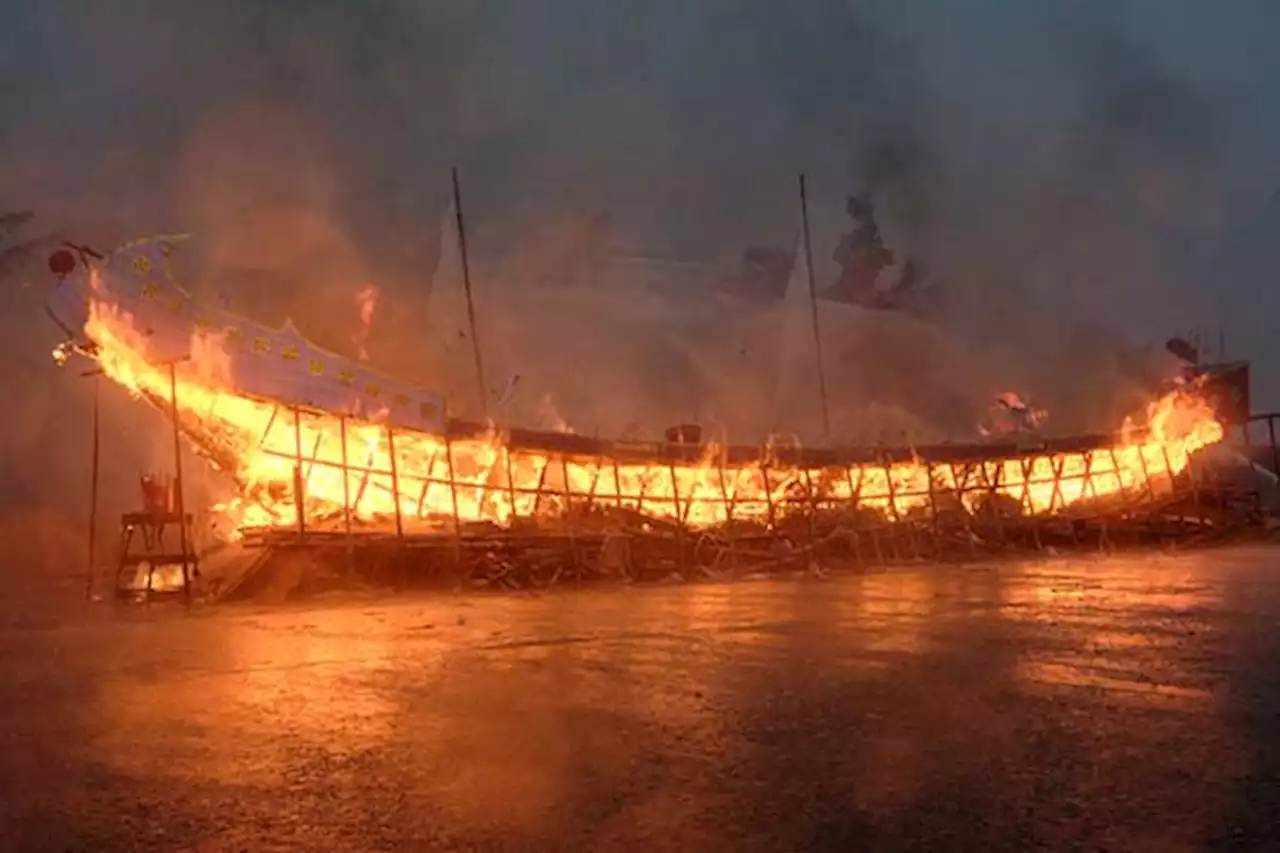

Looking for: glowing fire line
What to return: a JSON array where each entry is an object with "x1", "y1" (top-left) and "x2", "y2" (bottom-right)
[{"x1": 84, "y1": 296, "x2": 1226, "y2": 538}]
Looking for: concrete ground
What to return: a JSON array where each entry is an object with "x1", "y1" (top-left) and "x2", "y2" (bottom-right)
[{"x1": 2, "y1": 545, "x2": 1280, "y2": 851}]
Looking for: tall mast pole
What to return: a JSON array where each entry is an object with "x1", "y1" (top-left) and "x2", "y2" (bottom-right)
[
  {"x1": 799, "y1": 174, "x2": 832, "y2": 441},
  {"x1": 452, "y1": 166, "x2": 490, "y2": 420}
]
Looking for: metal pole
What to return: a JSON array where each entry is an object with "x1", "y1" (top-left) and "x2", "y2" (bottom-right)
[
  {"x1": 924, "y1": 461, "x2": 941, "y2": 557},
  {"x1": 84, "y1": 375, "x2": 100, "y2": 600},
  {"x1": 561, "y1": 455, "x2": 581, "y2": 580},
  {"x1": 800, "y1": 463, "x2": 818, "y2": 563},
  {"x1": 504, "y1": 445, "x2": 518, "y2": 525},
  {"x1": 387, "y1": 425, "x2": 406, "y2": 585},
  {"x1": 1019, "y1": 456, "x2": 1043, "y2": 551},
  {"x1": 798, "y1": 174, "x2": 832, "y2": 442},
  {"x1": 984, "y1": 462, "x2": 1006, "y2": 546},
  {"x1": 1135, "y1": 443, "x2": 1155, "y2": 502},
  {"x1": 452, "y1": 166, "x2": 490, "y2": 420},
  {"x1": 444, "y1": 430, "x2": 463, "y2": 540},
  {"x1": 293, "y1": 407, "x2": 305, "y2": 542},
  {"x1": 759, "y1": 455, "x2": 778, "y2": 530},
  {"x1": 387, "y1": 426, "x2": 405, "y2": 541},
  {"x1": 716, "y1": 450, "x2": 739, "y2": 574},
  {"x1": 667, "y1": 459, "x2": 686, "y2": 573},
  {"x1": 882, "y1": 456, "x2": 903, "y2": 560},
  {"x1": 1269, "y1": 416, "x2": 1279, "y2": 485},
  {"x1": 340, "y1": 416, "x2": 353, "y2": 573},
  {"x1": 167, "y1": 364, "x2": 190, "y2": 598}
]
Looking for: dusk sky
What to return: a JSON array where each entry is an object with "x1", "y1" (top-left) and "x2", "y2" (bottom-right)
[{"x1": 4, "y1": 3, "x2": 1278, "y2": 306}]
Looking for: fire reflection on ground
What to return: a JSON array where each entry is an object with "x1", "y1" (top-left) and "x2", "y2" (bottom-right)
[
  {"x1": 0, "y1": 546, "x2": 1276, "y2": 850},
  {"x1": 1001, "y1": 559, "x2": 1224, "y2": 708},
  {"x1": 85, "y1": 608, "x2": 415, "y2": 788}
]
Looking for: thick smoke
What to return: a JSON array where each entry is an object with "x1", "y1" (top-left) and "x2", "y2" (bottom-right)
[{"x1": 1, "y1": 1, "x2": 1278, "y2": 578}]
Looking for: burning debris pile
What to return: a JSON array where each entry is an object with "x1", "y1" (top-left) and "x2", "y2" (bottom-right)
[{"x1": 44, "y1": 232, "x2": 1241, "y2": 591}]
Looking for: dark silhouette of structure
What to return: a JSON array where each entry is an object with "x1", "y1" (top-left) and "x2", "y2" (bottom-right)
[{"x1": 826, "y1": 194, "x2": 927, "y2": 312}]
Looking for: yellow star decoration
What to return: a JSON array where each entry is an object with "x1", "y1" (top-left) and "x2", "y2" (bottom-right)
[
  {"x1": 253, "y1": 337, "x2": 270, "y2": 355},
  {"x1": 307, "y1": 359, "x2": 326, "y2": 376},
  {"x1": 365, "y1": 383, "x2": 382, "y2": 399},
  {"x1": 280, "y1": 345, "x2": 300, "y2": 362},
  {"x1": 167, "y1": 298, "x2": 185, "y2": 315},
  {"x1": 225, "y1": 327, "x2": 243, "y2": 345},
  {"x1": 193, "y1": 315, "x2": 209, "y2": 329},
  {"x1": 337, "y1": 370, "x2": 355, "y2": 386},
  {"x1": 140, "y1": 282, "x2": 160, "y2": 299},
  {"x1": 132, "y1": 255, "x2": 152, "y2": 275}
]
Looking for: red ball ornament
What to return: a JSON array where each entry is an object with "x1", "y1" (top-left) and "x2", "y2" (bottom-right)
[{"x1": 48, "y1": 249, "x2": 76, "y2": 277}]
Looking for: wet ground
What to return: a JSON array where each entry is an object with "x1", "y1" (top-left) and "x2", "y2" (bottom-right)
[{"x1": 2, "y1": 546, "x2": 1280, "y2": 851}]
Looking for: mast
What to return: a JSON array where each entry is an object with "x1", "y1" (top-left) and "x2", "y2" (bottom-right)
[
  {"x1": 451, "y1": 166, "x2": 490, "y2": 420},
  {"x1": 799, "y1": 174, "x2": 832, "y2": 441}
]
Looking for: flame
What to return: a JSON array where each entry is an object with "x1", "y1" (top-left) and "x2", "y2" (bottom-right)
[
  {"x1": 353, "y1": 285, "x2": 378, "y2": 361},
  {"x1": 82, "y1": 293, "x2": 1226, "y2": 539}
]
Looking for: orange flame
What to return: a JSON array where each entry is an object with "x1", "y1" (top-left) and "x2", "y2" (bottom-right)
[{"x1": 83, "y1": 294, "x2": 1226, "y2": 538}]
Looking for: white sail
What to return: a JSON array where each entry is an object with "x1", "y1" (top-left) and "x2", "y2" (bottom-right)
[
  {"x1": 770, "y1": 232, "x2": 818, "y2": 433},
  {"x1": 432, "y1": 201, "x2": 462, "y2": 303},
  {"x1": 426, "y1": 201, "x2": 470, "y2": 369},
  {"x1": 63, "y1": 235, "x2": 447, "y2": 431}
]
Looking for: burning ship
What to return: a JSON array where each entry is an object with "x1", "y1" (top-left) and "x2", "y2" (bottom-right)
[{"x1": 28, "y1": 210, "x2": 1240, "y2": 599}]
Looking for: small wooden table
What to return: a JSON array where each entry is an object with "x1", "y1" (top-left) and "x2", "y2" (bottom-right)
[{"x1": 114, "y1": 511, "x2": 198, "y2": 601}]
